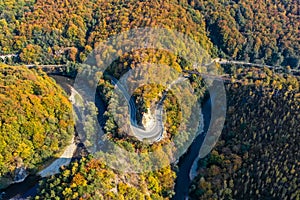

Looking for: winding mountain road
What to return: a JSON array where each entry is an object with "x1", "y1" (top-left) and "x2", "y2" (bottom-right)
[{"x1": 110, "y1": 76, "x2": 189, "y2": 142}]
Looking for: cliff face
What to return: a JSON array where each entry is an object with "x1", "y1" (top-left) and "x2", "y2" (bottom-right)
[{"x1": 141, "y1": 108, "x2": 155, "y2": 130}]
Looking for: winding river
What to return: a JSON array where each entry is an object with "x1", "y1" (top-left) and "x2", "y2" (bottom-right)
[{"x1": 0, "y1": 75, "x2": 212, "y2": 200}]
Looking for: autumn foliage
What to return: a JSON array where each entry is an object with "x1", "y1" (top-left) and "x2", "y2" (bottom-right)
[{"x1": 0, "y1": 64, "x2": 74, "y2": 181}]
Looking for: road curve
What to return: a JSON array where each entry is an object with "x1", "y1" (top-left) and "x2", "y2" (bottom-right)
[
  {"x1": 110, "y1": 76, "x2": 165, "y2": 142},
  {"x1": 109, "y1": 75, "x2": 189, "y2": 143}
]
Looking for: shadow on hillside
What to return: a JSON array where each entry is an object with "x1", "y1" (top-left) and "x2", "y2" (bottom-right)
[{"x1": 0, "y1": 154, "x2": 84, "y2": 200}]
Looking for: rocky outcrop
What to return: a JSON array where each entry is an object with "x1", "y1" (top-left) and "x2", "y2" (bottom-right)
[
  {"x1": 13, "y1": 167, "x2": 28, "y2": 184},
  {"x1": 141, "y1": 109, "x2": 155, "y2": 130}
]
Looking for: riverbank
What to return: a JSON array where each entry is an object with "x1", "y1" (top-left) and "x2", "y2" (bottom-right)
[
  {"x1": 0, "y1": 75, "x2": 80, "y2": 200},
  {"x1": 172, "y1": 97, "x2": 212, "y2": 200},
  {"x1": 1, "y1": 74, "x2": 212, "y2": 200}
]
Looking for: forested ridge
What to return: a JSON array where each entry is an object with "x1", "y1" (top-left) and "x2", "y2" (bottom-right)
[
  {"x1": 35, "y1": 156, "x2": 176, "y2": 200},
  {"x1": 189, "y1": 67, "x2": 300, "y2": 199},
  {"x1": 0, "y1": 64, "x2": 74, "y2": 188},
  {"x1": 0, "y1": 0, "x2": 214, "y2": 64},
  {"x1": 1, "y1": 0, "x2": 299, "y2": 69},
  {"x1": 187, "y1": 0, "x2": 300, "y2": 68}
]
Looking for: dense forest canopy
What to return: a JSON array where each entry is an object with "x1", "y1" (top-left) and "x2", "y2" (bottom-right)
[
  {"x1": 0, "y1": 0, "x2": 299, "y2": 199},
  {"x1": 0, "y1": 0, "x2": 214, "y2": 64},
  {"x1": 1, "y1": 0, "x2": 298, "y2": 69},
  {"x1": 190, "y1": 67, "x2": 300, "y2": 199},
  {"x1": 187, "y1": 0, "x2": 300, "y2": 68},
  {"x1": 0, "y1": 64, "x2": 74, "y2": 188},
  {"x1": 35, "y1": 155, "x2": 176, "y2": 200}
]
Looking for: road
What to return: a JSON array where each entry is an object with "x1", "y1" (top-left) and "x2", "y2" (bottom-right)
[
  {"x1": 110, "y1": 75, "x2": 190, "y2": 143},
  {"x1": 206, "y1": 58, "x2": 282, "y2": 70},
  {"x1": 38, "y1": 79, "x2": 80, "y2": 178},
  {"x1": 0, "y1": 55, "x2": 298, "y2": 74},
  {"x1": 37, "y1": 138, "x2": 77, "y2": 178},
  {"x1": 110, "y1": 76, "x2": 166, "y2": 142}
]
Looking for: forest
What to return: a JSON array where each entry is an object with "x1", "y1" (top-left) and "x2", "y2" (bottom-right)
[
  {"x1": 35, "y1": 155, "x2": 176, "y2": 200},
  {"x1": 0, "y1": 0, "x2": 214, "y2": 65},
  {"x1": 1, "y1": 0, "x2": 299, "y2": 70},
  {"x1": 0, "y1": 64, "x2": 74, "y2": 189},
  {"x1": 0, "y1": 0, "x2": 299, "y2": 199},
  {"x1": 189, "y1": 67, "x2": 300, "y2": 199},
  {"x1": 187, "y1": 0, "x2": 300, "y2": 68}
]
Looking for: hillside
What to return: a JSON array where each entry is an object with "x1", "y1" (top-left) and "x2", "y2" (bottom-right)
[
  {"x1": 188, "y1": 0, "x2": 300, "y2": 68},
  {"x1": 1, "y1": 0, "x2": 298, "y2": 68},
  {"x1": 0, "y1": 0, "x2": 214, "y2": 64},
  {"x1": 189, "y1": 67, "x2": 300, "y2": 199},
  {"x1": 34, "y1": 156, "x2": 176, "y2": 199},
  {"x1": 0, "y1": 0, "x2": 299, "y2": 199},
  {"x1": 0, "y1": 64, "x2": 74, "y2": 188}
]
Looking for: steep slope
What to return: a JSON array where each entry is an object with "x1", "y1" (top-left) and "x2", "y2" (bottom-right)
[
  {"x1": 189, "y1": 67, "x2": 300, "y2": 199},
  {"x1": 0, "y1": 0, "x2": 214, "y2": 64},
  {"x1": 35, "y1": 156, "x2": 176, "y2": 199},
  {"x1": 188, "y1": 0, "x2": 300, "y2": 68},
  {"x1": 0, "y1": 64, "x2": 74, "y2": 188}
]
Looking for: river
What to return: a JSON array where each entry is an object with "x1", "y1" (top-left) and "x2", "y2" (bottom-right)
[
  {"x1": 172, "y1": 97, "x2": 211, "y2": 200},
  {"x1": 0, "y1": 75, "x2": 212, "y2": 200}
]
